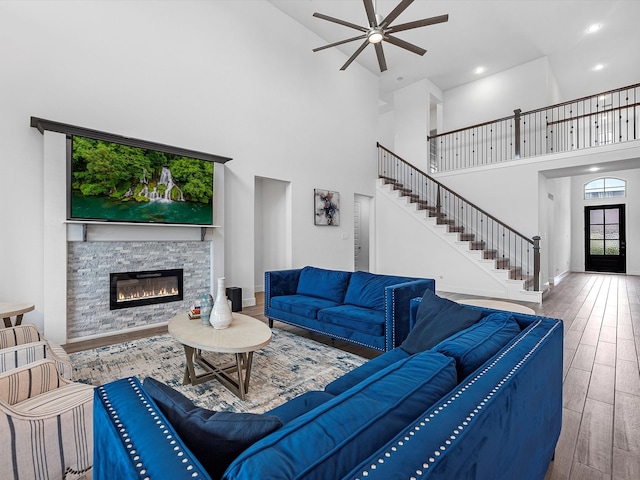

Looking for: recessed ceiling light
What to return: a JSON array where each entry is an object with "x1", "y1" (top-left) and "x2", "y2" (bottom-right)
[
  {"x1": 589, "y1": 167, "x2": 600, "y2": 172},
  {"x1": 592, "y1": 63, "x2": 605, "y2": 71},
  {"x1": 474, "y1": 66, "x2": 485, "y2": 75},
  {"x1": 586, "y1": 24, "x2": 602, "y2": 34}
]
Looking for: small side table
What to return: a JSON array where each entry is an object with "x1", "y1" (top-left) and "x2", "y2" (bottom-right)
[{"x1": 0, "y1": 303, "x2": 35, "y2": 328}]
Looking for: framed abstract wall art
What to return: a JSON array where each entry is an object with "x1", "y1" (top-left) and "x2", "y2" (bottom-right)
[{"x1": 314, "y1": 189, "x2": 340, "y2": 226}]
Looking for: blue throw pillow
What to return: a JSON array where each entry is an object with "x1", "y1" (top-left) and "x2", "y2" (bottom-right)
[
  {"x1": 296, "y1": 266, "x2": 351, "y2": 303},
  {"x1": 143, "y1": 377, "x2": 282, "y2": 479},
  {"x1": 434, "y1": 311, "x2": 522, "y2": 380},
  {"x1": 343, "y1": 271, "x2": 413, "y2": 310},
  {"x1": 400, "y1": 289, "x2": 484, "y2": 354}
]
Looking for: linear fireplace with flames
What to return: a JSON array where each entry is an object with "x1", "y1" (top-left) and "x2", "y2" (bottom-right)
[{"x1": 110, "y1": 269, "x2": 184, "y2": 310}]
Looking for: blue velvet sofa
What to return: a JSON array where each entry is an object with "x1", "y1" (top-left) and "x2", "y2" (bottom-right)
[
  {"x1": 264, "y1": 266, "x2": 435, "y2": 351},
  {"x1": 93, "y1": 294, "x2": 563, "y2": 480}
]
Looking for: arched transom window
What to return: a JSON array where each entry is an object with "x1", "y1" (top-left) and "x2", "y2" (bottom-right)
[{"x1": 584, "y1": 177, "x2": 626, "y2": 199}]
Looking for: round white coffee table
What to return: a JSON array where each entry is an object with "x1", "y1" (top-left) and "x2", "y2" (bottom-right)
[
  {"x1": 0, "y1": 303, "x2": 35, "y2": 328},
  {"x1": 168, "y1": 312, "x2": 272, "y2": 400}
]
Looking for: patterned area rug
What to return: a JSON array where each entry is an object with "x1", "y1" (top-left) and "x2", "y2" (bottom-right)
[{"x1": 70, "y1": 328, "x2": 366, "y2": 413}]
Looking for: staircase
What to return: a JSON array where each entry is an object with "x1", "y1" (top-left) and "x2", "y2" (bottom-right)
[{"x1": 377, "y1": 144, "x2": 542, "y2": 303}]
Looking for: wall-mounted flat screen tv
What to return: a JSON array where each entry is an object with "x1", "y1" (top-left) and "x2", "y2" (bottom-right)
[{"x1": 68, "y1": 135, "x2": 214, "y2": 225}]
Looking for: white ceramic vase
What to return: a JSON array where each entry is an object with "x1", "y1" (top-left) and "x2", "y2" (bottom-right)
[{"x1": 209, "y1": 277, "x2": 233, "y2": 329}]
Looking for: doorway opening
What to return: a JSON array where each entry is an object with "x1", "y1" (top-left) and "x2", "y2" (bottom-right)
[
  {"x1": 354, "y1": 194, "x2": 371, "y2": 272},
  {"x1": 584, "y1": 204, "x2": 626, "y2": 273},
  {"x1": 254, "y1": 177, "x2": 292, "y2": 293}
]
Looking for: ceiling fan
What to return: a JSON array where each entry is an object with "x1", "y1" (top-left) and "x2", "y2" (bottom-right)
[{"x1": 312, "y1": 0, "x2": 448, "y2": 72}]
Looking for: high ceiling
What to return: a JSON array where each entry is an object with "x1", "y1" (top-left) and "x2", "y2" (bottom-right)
[{"x1": 269, "y1": 0, "x2": 640, "y2": 103}]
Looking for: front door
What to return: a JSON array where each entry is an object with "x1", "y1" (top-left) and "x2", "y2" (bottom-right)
[{"x1": 584, "y1": 204, "x2": 626, "y2": 273}]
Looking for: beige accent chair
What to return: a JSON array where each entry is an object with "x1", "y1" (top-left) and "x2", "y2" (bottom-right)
[
  {"x1": 0, "y1": 359, "x2": 94, "y2": 479},
  {"x1": 0, "y1": 324, "x2": 73, "y2": 380}
]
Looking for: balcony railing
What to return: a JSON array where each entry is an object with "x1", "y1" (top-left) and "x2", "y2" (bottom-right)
[
  {"x1": 378, "y1": 144, "x2": 540, "y2": 291},
  {"x1": 429, "y1": 83, "x2": 640, "y2": 172}
]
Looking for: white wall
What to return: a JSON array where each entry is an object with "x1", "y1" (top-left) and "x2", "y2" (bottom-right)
[
  {"x1": 375, "y1": 190, "x2": 509, "y2": 297},
  {"x1": 537, "y1": 173, "x2": 550, "y2": 288},
  {"x1": 392, "y1": 79, "x2": 429, "y2": 168},
  {"x1": 539, "y1": 174, "x2": 573, "y2": 288},
  {"x1": 0, "y1": 1, "x2": 378, "y2": 332},
  {"x1": 443, "y1": 57, "x2": 553, "y2": 132},
  {"x1": 570, "y1": 168, "x2": 640, "y2": 275},
  {"x1": 546, "y1": 66, "x2": 563, "y2": 105},
  {"x1": 382, "y1": 78, "x2": 443, "y2": 170},
  {"x1": 434, "y1": 161, "x2": 541, "y2": 238},
  {"x1": 377, "y1": 110, "x2": 394, "y2": 149},
  {"x1": 547, "y1": 177, "x2": 572, "y2": 283}
]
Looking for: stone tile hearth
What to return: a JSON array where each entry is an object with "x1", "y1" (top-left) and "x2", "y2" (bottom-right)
[{"x1": 67, "y1": 241, "x2": 210, "y2": 339}]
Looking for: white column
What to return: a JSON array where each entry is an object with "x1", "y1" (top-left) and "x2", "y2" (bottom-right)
[{"x1": 42, "y1": 131, "x2": 68, "y2": 344}]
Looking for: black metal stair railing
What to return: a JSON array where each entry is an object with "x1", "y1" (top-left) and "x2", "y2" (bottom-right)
[
  {"x1": 429, "y1": 82, "x2": 640, "y2": 171},
  {"x1": 378, "y1": 143, "x2": 541, "y2": 291}
]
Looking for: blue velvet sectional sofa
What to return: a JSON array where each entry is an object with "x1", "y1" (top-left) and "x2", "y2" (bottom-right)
[
  {"x1": 93, "y1": 290, "x2": 563, "y2": 480},
  {"x1": 264, "y1": 266, "x2": 435, "y2": 351}
]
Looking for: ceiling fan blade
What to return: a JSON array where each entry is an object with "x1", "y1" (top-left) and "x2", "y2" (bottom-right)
[
  {"x1": 363, "y1": 0, "x2": 378, "y2": 27},
  {"x1": 380, "y1": 0, "x2": 414, "y2": 28},
  {"x1": 340, "y1": 40, "x2": 370, "y2": 71},
  {"x1": 313, "y1": 34, "x2": 367, "y2": 52},
  {"x1": 384, "y1": 34, "x2": 427, "y2": 56},
  {"x1": 313, "y1": 12, "x2": 368, "y2": 32},
  {"x1": 374, "y1": 42, "x2": 387, "y2": 72},
  {"x1": 387, "y1": 14, "x2": 449, "y2": 34}
]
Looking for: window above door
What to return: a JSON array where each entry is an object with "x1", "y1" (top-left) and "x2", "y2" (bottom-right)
[{"x1": 584, "y1": 177, "x2": 626, "y2": 199}]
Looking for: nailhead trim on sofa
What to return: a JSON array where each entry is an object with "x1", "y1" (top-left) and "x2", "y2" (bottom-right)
[{"x1": 352, "y1": 319, "x2": 561, "y2": 479}]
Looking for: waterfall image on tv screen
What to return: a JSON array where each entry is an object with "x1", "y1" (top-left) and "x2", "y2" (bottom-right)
[{"x1": 69, "y1": 135, "x2": 214, "y2": 225}]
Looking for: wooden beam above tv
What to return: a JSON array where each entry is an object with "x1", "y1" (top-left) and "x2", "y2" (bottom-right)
[{"x1": 30, "y1": 116, "x2": 232, "y2": 164}]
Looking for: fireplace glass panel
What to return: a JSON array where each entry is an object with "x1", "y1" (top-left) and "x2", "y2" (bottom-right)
[
  {"x1": 110, "y1": 269, "x2": 183, "y2": 310},
  {"x1": 117, "y1": 277, "x2": 179, "y2": 302}
]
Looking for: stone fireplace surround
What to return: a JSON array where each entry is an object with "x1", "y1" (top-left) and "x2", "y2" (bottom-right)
[{"x1": 67, "y1": 241, "x2": 209, "y2": 339}]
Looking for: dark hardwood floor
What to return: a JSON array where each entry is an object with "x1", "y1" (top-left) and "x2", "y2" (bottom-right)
[{"x1": 63, "y1": 272, "x2": 640, "y2": 479}]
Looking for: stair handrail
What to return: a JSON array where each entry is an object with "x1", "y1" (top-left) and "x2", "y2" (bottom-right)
[
  {"x1": 378, "y1": 143, "x2": 534, "y2": 243},
  {"x1": 427, "y1": 82, "x2": 640, "y2": 170},
  {"x1": 427, "y1": 82, "x2": 640, "y2": 141},
  {"x1": 426, "y1": 112, "x2": 517, "y2": 141},
  {"x1": 518, "y1": 82, "x2": 640, "y2": 116},
  {"x1": 377, "y1": 143, "x2": 541, "y2": 291}
]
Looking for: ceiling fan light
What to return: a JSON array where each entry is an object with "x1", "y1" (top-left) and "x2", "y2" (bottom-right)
[
  {"x1": 586, "y1": 24, "x2": 601, "y2": 34},
  {"x1": 367, "y1": 28, "x2": 384, "y2": 43}
]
